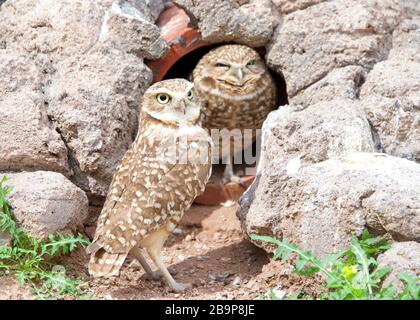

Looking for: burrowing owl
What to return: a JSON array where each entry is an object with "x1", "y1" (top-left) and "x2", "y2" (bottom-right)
[
  {"x1": 192, "y1": 44, "x2": 277, "y2": 183},
  {"x1": 87, "y1": 79, "x2": 212, "y2": 292}
]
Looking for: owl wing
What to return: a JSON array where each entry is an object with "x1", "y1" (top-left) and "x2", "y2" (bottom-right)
[
  {"x1": 93, "y1": 146, "x2": 135, "y2": 231},
  {"x1": 86, "y1": 144, "x2": 138, "y2": 254}
]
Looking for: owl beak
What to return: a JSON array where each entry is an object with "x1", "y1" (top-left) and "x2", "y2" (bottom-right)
[
  {"x1": 177, "y1": 99, "x2": 187, "y2": 115},
  {"x1": 232, "y1": 67, "x2": 244, "y2": 81}
]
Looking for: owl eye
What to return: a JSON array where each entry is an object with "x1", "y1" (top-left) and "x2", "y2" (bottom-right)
[
  {"x1": 187, "y1": 90, "x2": 193, "y2": 100},
  {"x1": 156, "y1": 93, "x2": 171, "y2": 104},
  {"x1": 215, "y1": 62, "x2": 230, "y2": 69},
  {"x1": 246, "y1": 60, "x2": 256, "y2": 67}
]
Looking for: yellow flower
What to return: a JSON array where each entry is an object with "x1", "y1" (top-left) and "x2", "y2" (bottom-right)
[{"x1": 341, "y1": 265, "x2": 357, "y2": 279}]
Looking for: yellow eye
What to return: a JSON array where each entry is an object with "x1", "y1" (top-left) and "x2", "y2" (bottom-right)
[
  {"x1": 187, "y1": 90, "x2": 193, "y2": 100},
  {"x1": 156, "y1": 93, "x2": 170, "y2": 104}
]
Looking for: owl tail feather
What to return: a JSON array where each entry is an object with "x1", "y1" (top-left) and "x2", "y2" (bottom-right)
[{"x1": 88, "y1": 249, "x2": 127, "y2": 278}]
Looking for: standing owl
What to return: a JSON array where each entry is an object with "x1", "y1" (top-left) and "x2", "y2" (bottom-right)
[
  {"x1": 87, "y1": 79, "x2": 212, "y2": 292},
  {"x1": 191, "y1": 44, "x2": 277, "y2": 183}
]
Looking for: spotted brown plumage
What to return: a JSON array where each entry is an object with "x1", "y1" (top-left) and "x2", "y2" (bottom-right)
[
  {"x1": 191, "y1": 44, "x2": 277, "y2": 183},
  {"x1": 87, "y1": 79, "x2": 212, "y2": 292}
]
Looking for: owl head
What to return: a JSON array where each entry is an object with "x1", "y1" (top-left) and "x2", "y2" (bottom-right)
[
  {"x1": 193, "y1": 44, "x2": 269, "y2": 96},
  {"x1": 141, "y1": 79, "x2": 200, "y2": 126}
]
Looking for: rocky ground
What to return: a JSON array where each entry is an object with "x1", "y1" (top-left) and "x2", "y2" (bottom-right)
[{"x1": 0, "y1": 204, "x2": 324, "y2": 300}]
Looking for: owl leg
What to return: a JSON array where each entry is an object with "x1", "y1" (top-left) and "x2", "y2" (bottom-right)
[
  {"x1": 130, "y1": 247, "x2": 161, "y2": 280},
  {"x1": 149, "y1": 251, "x2": 191, "y2": 292},
  {"x1": 141, "y1": 228, "x2": 191, "y2": 292},
  {"x1": 222, "y1": 160, "x2": 246, "y2": 187}
]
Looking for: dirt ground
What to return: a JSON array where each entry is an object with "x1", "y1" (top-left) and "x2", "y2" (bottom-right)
[{"x1": 1, "y1": 204, "x2": 323, "y2": 300}]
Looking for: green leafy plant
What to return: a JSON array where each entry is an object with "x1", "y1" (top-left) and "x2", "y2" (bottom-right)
[
  {"x1": 0, "y1": 176, "x2": 91, "y2": 299},
  {"x1": 251, "y1": 230, "x2": 419, "y2": 300}
]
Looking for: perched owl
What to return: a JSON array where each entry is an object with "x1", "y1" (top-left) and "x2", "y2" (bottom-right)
[
  {"x1": 87, "y1": 79, "x2": 213, "y2": 292},
  {"x1": 192, "y1": 44, "x2": 277, "y2": 183}
]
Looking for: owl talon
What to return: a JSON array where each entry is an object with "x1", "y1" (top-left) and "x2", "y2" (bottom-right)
[
  {"x1": 230, "y1": 175, "x2": 244, "y2": 185},
  {"x1": 222, "y1": 169, "x2": 245, "y2": 186},
  {"x1": 170, "y1": 282, "x2": 192, "y2": 293},
  {"x1": 222, "y1": 161, "x2": 245, "y2": 186},
  {"x1": 143, "y1": 271, "x2": 162, "y2": 281},
  {"x1": 143, "y1": 268, "x2": 177, "y2": 281}
]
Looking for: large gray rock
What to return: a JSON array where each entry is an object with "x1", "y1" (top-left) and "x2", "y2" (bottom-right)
[
  {"x1": 0, "y1": 0, "x2": 167, "y2": 199},
  {"x1": 173, "y1": 0, "x2": 276, "y2": 47},
  {"x1": 100, "y1": 1, "x2": 168, "y2": 60},
  {"x1": 0, "y1": 0, "x2": 167, "y2": 59},
  {"x1": 359, "y1": 18, "x2": 420, "y2": 162},
  {"x1": 259, "y1": 99, "x2": 374, "y2": 173},
  {"x1": 271, "y1": 0, "x2": 326, "y2": 14},
  {"x1": 4, "y1": 171, "x2": 89, "y2": 238},
  {"x1": 267, "y1": 0, "x2": 403, "y2": 97},
  {"x1": 361, "y1": 96, "x2": 420, "y2": 162},
  {"x1": 238, "y1": 153, "x2": 420, "y2": 257},
  {"x1": 115, "y1": 0, "x2": 167, "y2": 23},
  {"x1": 361, "y1": 18, "x2": 420, "y2": 99},
  {"x1": 290, "y1": 66, "x2": 367, "y2": 107},
  {"x1": 0, "y1": 0, "x2": 112, "y2": 61},
  {"x1": 398, "y1": 0, "x2": 420, "y2": 18},
  {"x1": 377, "y1": 242, "x2": 420, "y2": 290},
  {"x1": 0, "y1": 51, "x2": 70, "y2": 174},
  {"x1": 46, "y1": 45, "x2": 153, "y2": 197}
]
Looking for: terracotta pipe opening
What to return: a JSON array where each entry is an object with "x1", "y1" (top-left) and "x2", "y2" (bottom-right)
[
  {"x1": 146, "y1": 4, "x2": 289, "y2": 205},
  {"x1": 146, "y1": 3, "x2": 289, "y2": 105}
]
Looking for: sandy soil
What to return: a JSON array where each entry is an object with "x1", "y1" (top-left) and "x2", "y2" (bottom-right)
[{"x1": 1, "y1": 204, "x2": 323, "y2": 300}]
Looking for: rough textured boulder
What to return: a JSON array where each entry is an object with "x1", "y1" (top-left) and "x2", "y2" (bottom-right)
[
  {"x1": 100, "y1": 1, "x2": 168, "y2": 60},
  {"x1": 45, "y1": 46, "x2": 154, "y2": 198},
  {"x1": 271, "y1": 0, "x2": 326, "y2": 14},
  {"x1": 267, "y1": 0, "x2": 403, "y2": 97},
  {"x1": 259, "y1": 99, "x2": 374, "y2": 172},
  {"x1": 361, "y1": 96, "x2": 420, "y2": 162},
  {"x1": 0, "y1": 0, "x2": 111, "y2": 61},
  {"x1": 4, "y1": 171, "x2": 89, "y2": 238},
  {"x1": 290, "y1": 66, "x2": 367, "y2": 107},
  {"x1": 361, "y1": 18, "x2": 420, "y2": 99},
  {"x1": 0, "y1": 50, "x2": 70, "y2": 174},
  {"x1": 0, "y1": 0, "x2": 168, "y2": 199},
  {"x1": 378, "y1": 242, "x2": 420, "y2": 289},
  {"x1": 399, "y1": 0, "x2": 420, "y2": 18},
  {"x1": 359, "y1": 17, "x2": 420, "y2": 162},
  {"x1": 173, "y1": 0, "x2": 277, "y2": 47},
  {"x1": 238, "y1": 153, "x2": 420, "y2": 257}
]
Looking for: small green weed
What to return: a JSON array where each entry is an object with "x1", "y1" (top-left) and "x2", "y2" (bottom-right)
[
  {"x1": 0, "y1": 176, "x2": 91, "y2": 299},
  {"x1": 251, "y1": 230, "x2": 419, "y2": 300}
]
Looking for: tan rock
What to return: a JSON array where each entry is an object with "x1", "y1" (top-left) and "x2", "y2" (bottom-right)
[
  {"x1": 238, "y1": 153, "x2": 420, "y2": 257},
  {"x1": 0, "y1": 50, "x2": 69, "y2": 174},
  {"x1": 267, "y1": 0, "x2": 403, "y2": 97},
  {"x1": 4, "y1": 171, "x2": 89, "y2": 238}
]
